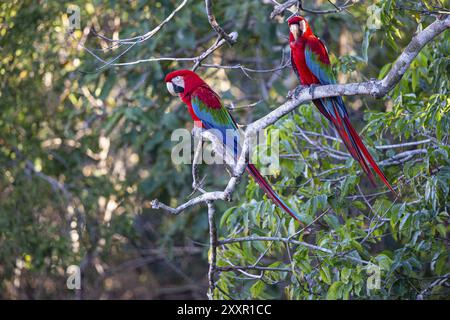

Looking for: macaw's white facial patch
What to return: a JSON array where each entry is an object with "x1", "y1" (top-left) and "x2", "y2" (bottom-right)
[
  {"x1": 172, "y1": 76, "x2": 185, "y2": 89},
  {"x1": 299, "y1": 20, "x2": 306, "y2": 33},
  {"x1": 166, "y1": 76, "x2": 185, "y2": 96},
  {"x1": 166, "y1": 82, "x2": 177, "y2": 96},
  {"x1": 290, "y1": 24, "x2": 300, "y2": 40}
]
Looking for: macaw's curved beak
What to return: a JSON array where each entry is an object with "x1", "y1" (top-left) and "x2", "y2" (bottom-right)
[
  {"x1": 290, "y1": 23, "x2": 300, "y2": 40},
  {"x1": 166, "y1": 82, "x2": 184, "y2": 96}
]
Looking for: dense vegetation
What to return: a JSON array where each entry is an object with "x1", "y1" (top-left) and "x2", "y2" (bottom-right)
[{"x1": 0, "y1": 0, "x2": 448, "y2": 299}]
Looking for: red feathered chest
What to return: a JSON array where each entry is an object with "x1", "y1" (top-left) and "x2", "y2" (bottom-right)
[
  {"x1": 181, "y1": 85, "x2": 221, "y2": 128},
  {"x1": 290, "y1": 38, "x2": 320, "y2": 85},
  {"x1": 180, "y1": 94, "x2": 203, "y2": 128}
]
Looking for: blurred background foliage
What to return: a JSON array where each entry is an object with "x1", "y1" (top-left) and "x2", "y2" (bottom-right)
[{"x1": 0, "y1": 0, "x2": 448, "y2": 299}]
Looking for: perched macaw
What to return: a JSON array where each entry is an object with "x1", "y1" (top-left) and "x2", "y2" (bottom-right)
[
  {"x1": 165, "y1": 70, "x2": 303, "y2": 222},
  {"x1": 288, "y1": 16, "x2": 395, "y2": 193}
]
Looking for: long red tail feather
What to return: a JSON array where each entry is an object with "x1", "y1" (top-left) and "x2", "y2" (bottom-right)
[
  {"x1": 246, "y1": 163, "x2": 304, "y2": 223},
  {"x1": 317, "y1": 99, "x2": 396, "y2": 194},
  {"x1": 329, "y1": 103, "x2": 376, "y2": 185},
  {"x1": 343, "y1": 117, "x2": 396, "y2": 194}
]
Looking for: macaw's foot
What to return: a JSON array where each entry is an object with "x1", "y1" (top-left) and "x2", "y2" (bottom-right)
[
  {"x1": 223, "y1": 191, "x2": 233, "y2": 202},
  {"x1": 231, "y1": 171, "x2": 242, "y2": 183},
  {"x1": 286, "y1": 85, "x2": 308, "y2": 99},
  {"x1": 286, "y1": 89, "x2": 294, "y2": 99},
  {"x1": 309, "y1": 84, "x2": 319, "y2": 99},
  {"x1": 303, "y1": 226, "x2": 313, "y2": 235}
]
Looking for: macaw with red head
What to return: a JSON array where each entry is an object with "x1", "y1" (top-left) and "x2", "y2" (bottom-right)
[
  {"x1": 165, "y1": 70, "x2": 304, "y2": 222},
  {"x1": 288, "y1": 16, "x2": 395, "y2": 193}
]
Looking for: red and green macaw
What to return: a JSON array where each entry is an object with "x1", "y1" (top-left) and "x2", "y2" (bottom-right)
[
  {"x1": 288, "y1": 16, "x2": 395, "y2": 193},
  {"x1": 165, "y1": 70, "x2": 303, "y2": 222}
]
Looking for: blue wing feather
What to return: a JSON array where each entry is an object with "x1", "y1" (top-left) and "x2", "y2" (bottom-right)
[
  {"x1": 304, "y1": 39, "x2": 350, "y2": 118},
  {"x1": 191, "y1": 93, "x2": 240, "y2": 158},
  {"x1": 304, "y1": 40, "x2": 335, "y2": 85}
]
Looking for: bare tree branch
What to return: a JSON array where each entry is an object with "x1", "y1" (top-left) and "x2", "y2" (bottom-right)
[
  {"x1": 218, "y1": 236, "x2": 369, "y2": 265},
  {"x1": 100, "y1": 30, "x2": 238, "y2": 69},
  {"x1": 375, "y1": 139, "x2": 432, "y2": 150},
  {"x1": 217, "y1": 265, "x2": 292, "y2": 272},
  {"x1": 205, "y1": 0, "x2": 237, "y2": 45},
  {"x1": 92, "y1": 0, "x2": 188, "y2": 45},
  {"x1": 200, "y1": 61, "x2": 289, "y2": 75},
  {"x1": 417, "y1": 273, "x2": 450, "y2": 300},
  {"x1": 190, "y1": 129, "x2": 207, "y2": 195},
  {"x1": 192, "y1": 32, "x2": 238, "y2": 71},
  {"x1": 79, "y1": 0, "x2": 189, "y2": 71},
  {"x1": 269, "y1": 0, "x2": 356, "y2": 19},
  {"x1": 378, "y1": 149, "x2": 428, "y2": 166}
]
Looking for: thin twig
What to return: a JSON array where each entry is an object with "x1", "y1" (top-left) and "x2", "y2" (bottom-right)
[
  {"x1": 205, "y1": 0, "x2": 237, "y2": 44},
  {"x1": 218, "y1": 236, "x2": 369, "y2": 265},
  {"x1": 92, "y1": 0, "x2": 188, "y2": 45}
]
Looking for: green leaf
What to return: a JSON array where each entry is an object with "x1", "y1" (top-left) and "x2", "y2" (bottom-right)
[
  {"x1": 250, "y1": 281, "x2": 266, "y2": 298},
  {"x1": 341, "y1": 268, "x2": 352, "y2": 284},
  {"x1": 412, "y1": 70, "x2": 419, "y2": 91},
  {"x1": 288, "y1": 218, "x2": 296, "y2": 236},
  {"x1": 378, "y1": 63, "x2": 392, "y2": 79},
  {"x1": 220, "y1": 207, "x2": 237, "y2": 228},
  {"x1": 376, "y1": 253, "x2": 393, "y2": 271},
  {"x1": 327, "y1": 281, "x2": 343, "y2": 300},
  {"x1": 340, "y1": 175, "x2": 357, "y2": 199},
  {"x1": 399, "y1": 212, "x2": 411, "y2": 233},
  {"x1": 320, "y1": 266, "x2": 332, "y2": 285}
]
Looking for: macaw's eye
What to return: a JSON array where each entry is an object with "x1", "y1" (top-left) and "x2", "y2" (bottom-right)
[
  {"x1": 172, "y1": 76, "x2": 185, "y2": 88},
  {"x1": 166, "y1": 77, "x2": 185, "y2": 96}
]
